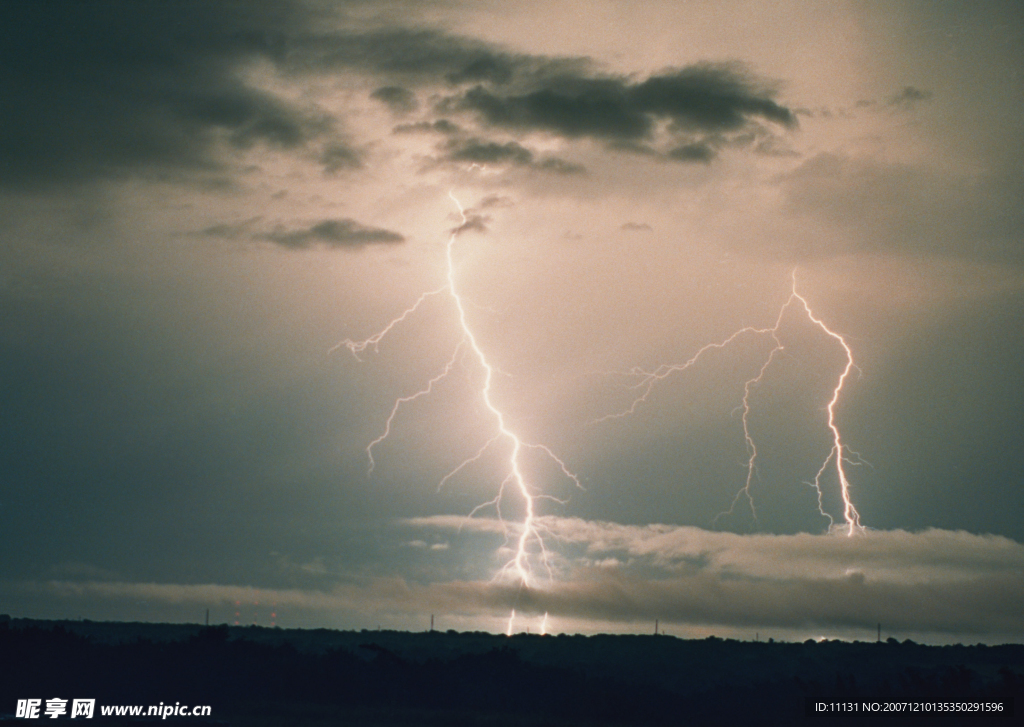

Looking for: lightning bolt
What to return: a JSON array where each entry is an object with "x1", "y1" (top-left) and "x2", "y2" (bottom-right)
[
  {"x1": 340, "y1": 191, "x2": 581, "y2": 631},
  {"x1": 791, "y1": 279, "x2": 864, "y2": 536},
  {"x1": 601, "y1": 270, "x2": 864, "y2": 536}
]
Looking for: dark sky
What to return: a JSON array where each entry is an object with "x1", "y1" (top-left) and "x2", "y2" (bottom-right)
[{"x1": 1, "y1": 0, "x2": 1022, "y2": 642}]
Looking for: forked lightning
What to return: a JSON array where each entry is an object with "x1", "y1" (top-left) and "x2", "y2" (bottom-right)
[
  {"x1": 602, "y1": 271, "x2": 864, "y2": 536},
  {"x1": 338, "y1": 192, "x2": 581, "y2": 633}
]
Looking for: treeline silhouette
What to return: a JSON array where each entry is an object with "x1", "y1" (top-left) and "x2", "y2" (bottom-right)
[{"x1": 1, "y1": 619, "x2": 1020, "y2": 726}]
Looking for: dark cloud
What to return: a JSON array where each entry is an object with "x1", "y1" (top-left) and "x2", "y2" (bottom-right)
[
  {"x1": 263, "y1": 219, "x2": 405, "y2": 249},
  {"x1": 0, "y1": 0, "x2": 359, "y2": 190},
  {"x1": 293, "y1": 26, "x2": 794, "y2": 162},
  {"x1": 445, "y1": 138, "x2": 584, "y2": 174},
  {"x1": 199, "y1": 215, "x2": 405, "y2": 249},
  {"x1": 457, "y1": 65, "x2": 794, "y2": 144},
  {"x1": 630, "y1": 67, "x2": 795, "y2": 130},
  {"x1": 459, "y1": 83, "x2": 649, "y2": 139},
  {"x1": 0, "y1": 2, "x2": 792, "y2": 192},
  {"x1": 449, "y1": 139, "x2": 535, "y2": 165},
  {"x1": 371, "y1": 86, "x2": 419, "y2": 114},
  {"x1": 668, "y1": 142, "x2": 716, "y2": 164}
]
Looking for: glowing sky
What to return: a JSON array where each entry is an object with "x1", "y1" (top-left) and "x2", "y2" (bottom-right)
[{"x1": 1, "y1": 0, "x2": 1023, "y2": 643}]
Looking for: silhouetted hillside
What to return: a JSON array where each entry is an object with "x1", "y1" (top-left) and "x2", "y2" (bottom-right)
[{"x1": 1, "y1": 619, "x2": 1019, "y2": 726}]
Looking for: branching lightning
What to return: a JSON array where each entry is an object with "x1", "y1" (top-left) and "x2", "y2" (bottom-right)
[
  {"x1": 793, "y1": 285, "x2": 864, "y2": 536},
  {"x1": 339, "y1": 191, "x2": 581, "y2": 632},
  {"x1": 333, "y1": 288, "x2": 446, "y2": 360},
  {"x1": 601, "y1": 271, "x2": 865, "y2": 536}
]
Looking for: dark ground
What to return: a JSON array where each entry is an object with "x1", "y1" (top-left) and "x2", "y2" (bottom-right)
[{"x1": 0, "y1": 618, "x2": 1020, "y2": 726}]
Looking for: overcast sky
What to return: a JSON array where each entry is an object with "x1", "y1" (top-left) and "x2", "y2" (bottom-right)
[{"x1": 1, "y1": 0, "x2": 1022, "y2": 643}]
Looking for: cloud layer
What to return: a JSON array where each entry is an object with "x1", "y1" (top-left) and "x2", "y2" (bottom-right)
[
  {"x1": 15, "y1": 523, "x2": 1023, "y2": 639},
  {"x1": 0, "y1": 1, "x2": 795, "y2": 192}
]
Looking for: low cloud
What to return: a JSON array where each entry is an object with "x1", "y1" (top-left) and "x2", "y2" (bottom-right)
[
  {"x1": 371, "y1": 86, "x2": 419, "y2": 114},
  {"x1": 390, "y1": 517, "x2": 1024, "y2": 636},
  {"x1": 199, "y1": 216, "x2": 405, "y2": 249},
  {"x1": 449, "y1": 139, "x2": 534, "y2": 166},
  {"x1": 12, "y1": 521, "x2": 1024, "y2": 638},
  {"x1": 445, "y1": 139, "x2": 585, "y2": 175},
  {"x1": 264, "y1": 219, "x2": 405, "y2": 249},
  {"x1": 18, "y1": 559, "x2": 1023, "y2": 638},
  {"x1": 668, "y1": 142, "x2": 716, "y2": 164},
  {"x1": 408, "y1": 516, "x2": 1024, "y2": 581},
  {"x1": 516, "y1": 568, "x2": 1024, "y2": 635}
]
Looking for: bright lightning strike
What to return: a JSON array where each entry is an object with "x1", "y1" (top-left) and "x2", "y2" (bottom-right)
[
  {"x1": 792, "y1": 280, "x2": 864, "y2": 536},
  {"x1": 601, "y1": 271, "x2": 865, "y2": 536},
  {"x1": 340, "y1": 191, "x2": 581, "y2": 631}
]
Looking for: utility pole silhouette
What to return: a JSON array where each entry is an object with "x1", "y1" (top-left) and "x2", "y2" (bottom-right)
[{"x1": 877, "y1": 623, "x2": 881, "y2": 643}]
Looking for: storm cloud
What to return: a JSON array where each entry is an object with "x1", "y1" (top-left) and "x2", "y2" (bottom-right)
[
  {"x1": 458, "y1": 65, "x2": 795, "y2": 142},
  {"x1": 0, "y1": 1, "x2": 794, "y2": 192},
  {"x1": 0, "y1": 0, "x2": 343, "y2": 189},
  {"x1": 264, "y1": 219, "x2": 405, "y2": 249}
]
